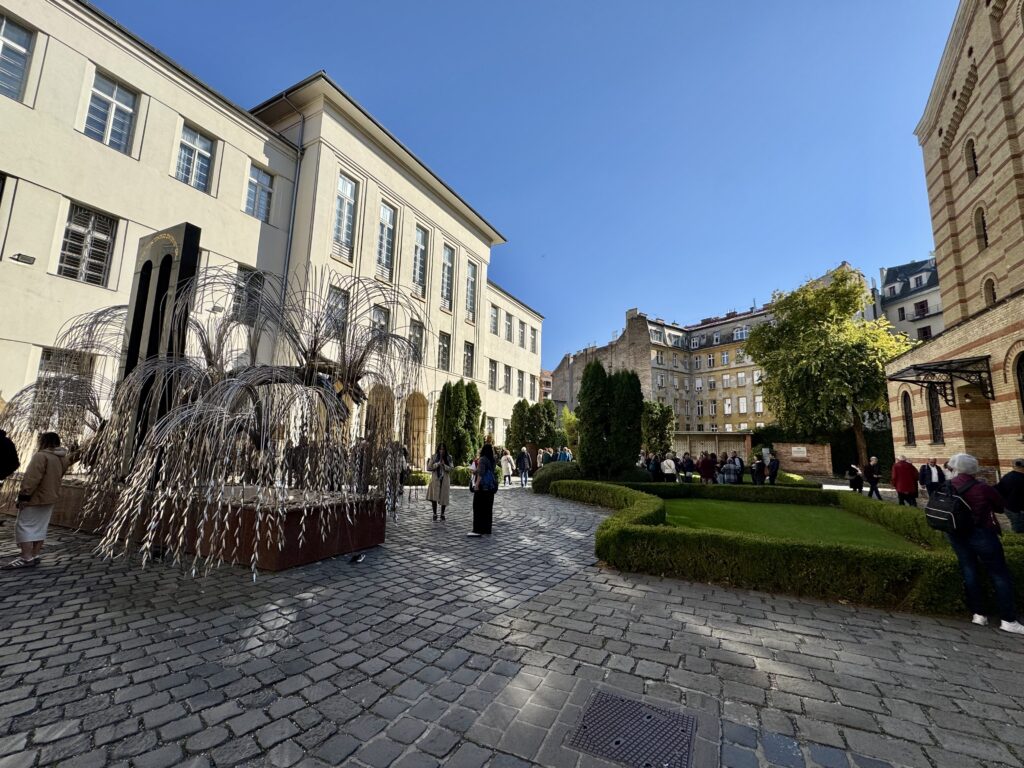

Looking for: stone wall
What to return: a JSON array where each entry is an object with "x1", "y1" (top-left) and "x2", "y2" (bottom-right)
[{"x1": 773, "y1": 442, "x2": 834, "y2": 476}]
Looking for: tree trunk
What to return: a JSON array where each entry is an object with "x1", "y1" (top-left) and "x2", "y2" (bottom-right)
[{"x1": 852, "y1": 408, "x2": 868, "y2": 468}]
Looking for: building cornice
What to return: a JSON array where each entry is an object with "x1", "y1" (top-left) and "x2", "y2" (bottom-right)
[{"x1": 485, "y1": 279, "x2": 544, "y2": 320}]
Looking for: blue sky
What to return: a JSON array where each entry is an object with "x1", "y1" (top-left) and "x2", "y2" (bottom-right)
[{"x1": 93, "y1": 0, "x2": 959, "y2": 369}]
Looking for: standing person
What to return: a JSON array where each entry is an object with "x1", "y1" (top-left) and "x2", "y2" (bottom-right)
[
  {"x1": 516, "y1": 447, "x2": 531, "y2": 487},
  {"x1": 766, "y1": 452, "x2": 780, "y2": 485},
  {"x1": 426, "y1": 444, "x2": 453, "y2": 521},
  {"x1": 919, "y1": 458, "x2": 946, "y2": 498},
  {"x1": 731, "y1": 451, "x2": 745, "y2": 484},
  {"x1": 0, "y1": 428, "x2": 20, "y2": 485},
  {"x1": 863, "y1": 456, "x2": 882, "y2": 499},
  {"x1": 698, "y1": 453, "x2": 716, "y2": 485},
  {"x1": 751, "y1": 455, "x2": 766, "y2": 486},
  {"x1": 6, "y1": 432, "x2": 68, "y2": 569},
  {"x1": 682, "y1": 453, "x2": 695, "y2": 482},
  {"x1": 501, "y1": 450, "x2": 515, "y2": 487},
  {"x1": 942, "y1": 453, "x2": 1024, "y2": 634},
  {"x1": 720, "y1": 457, "x2": 738, "y2": 485},
  {"x1": 891, "y1": 455, "x2": 919, "y2": 507},
  {"x1": 996, "y1": 459, "x2": 1024, "y2": 534},
  {"x1": 660, "y1": 454, "x2": 677, "y2": 483},
  {"x1": 846, "y1": 463, "x2": 864, "y2": 494},
  {"x1": 469, "y1": 444, "x2": 497, "y2": 537}
]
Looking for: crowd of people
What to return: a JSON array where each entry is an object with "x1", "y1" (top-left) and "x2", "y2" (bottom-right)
[{"x1": 639, "y1": 450, "x2": 781, "y2": 485}]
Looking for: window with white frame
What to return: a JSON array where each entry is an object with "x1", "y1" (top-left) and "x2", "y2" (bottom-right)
[
  {"x1": 721, "y1": 351, "x2": 729, "y2": 365},
  {"x1": 738, "y1": 396, "x2": 748, "y2": 414},
  {"x1": 84, "y1": 73, "x2": 137, "y2": 154},
  {"x1": 725, "y1": 423, "x2": 733, "y2": 432},
  {"x1": 683, "y1": 378, "x2": 690, "y2": 392},
  {"x1": 410, "y1": 225, "x2": 428, "y2": 296},
  {"x1": 754, "y1": 369, "x2": 762, "y2": 385},
  {"x1": 690, "y1": 337, "x2": 699, "y2": 349},
  {"x1": 517, "y1": 370, "x2": 524, "y2": 397},
  {"x1": 58, "y1": 203, "x2": 117, "y2": 287},
  {"x1": 684, "y1": 401, "x2": 691, "y2": 416},
  {"x1": 503, "y1": 364, "x2": 512, "y2": 394},
  {"x1": 693, "y1": 356, "x2": 701, "y2": 370},
  {"x1": 712, "y1": 331, "x2": 720, "y2": 344},
  {"x1": 409, "y1": 321, "x2": 424, "y2": 363},
  {"x1": 754, "y1": 394, "x2": 763, "y2": 413},
  {"x1": 710, "y1": 424, "x2": 718, "y2": 433},
  {"x1": 440, "y1": 244, "x2": 454, "y2": 311},
  {"x1": 530, "y1": 375, "x2": 537, "y2": 400},
  {"x1": 465, "y1": 261, "x2": 477, "y2": 322},
  {"x1": 736, "y1": 349, "x2": 746, "y2": 363},
  {"x1": 696, "y1": 400, "x2": 704, "y2": 417},
  {"x1": 724, "y1": 398, "x2": 732, "y2": 415},
  {"x1": 530, "y1": 327, "x2": 537, "y2": 354},
  {"x1": 672, "y1": 375, "x2": 679, "y2": 389},
  {"x1": 463, "y1": 341, "x2": 475, "y2": 378},
  {"x1": 371, "y1": 305, "x2": 390, "y2": 336},
  {"x1": 437, "y1": 332, "x2": 451, "y2": 371},
  {"x1": 518, "y1": 320, "x2": 526, "y2": 348},
  {"x1": 739, "y1": 422, "x2": 748, "y2": 431},
  {"x1": 376, "y1": 202, "x2": 396, "y2": 280},
  {"x1": 655, "y1": 351, "x2": 664, "y2": 365},
  {"x1": 505, "y1": 312, "x2": 513, "y2": 342},
  {"x1": 657, "y1": 373, "x2": 665, "y2": 388},
  {"x1": 488, "y1": 359, "x2": 498, "y2": 389},
  {"x1": 0, "y1": 14, "x2": 31, "y2": 101},
  {"x1": 708, "y1": 377, "x2": 716, "y2": 390},
  {"x1": 737, "y1": 372, "x2": 747, "y2": 386},
  {"x1": 707, "y1": 354, "x2": 714, "y2": 368},
  {"x1": 176, "y1": 125, "x2": 213, "y2": 192},
  {"x1": 327, "y1": 285, "x2": 349, "y2": 336},
  {"x1": 733, "y1": 326, "x2": 749, "y2": 341},
  {"x1": 695, "y1": 376, "x2": 703, "y2": 391},
  {"x1": 709, "y1": 400, "x2": 717, "y2": 417},
  {"x1": 490, "y1": 305, "x2": 499, "y2": 334},
  {"x1": 245, "y1": 166, "x2": 273, "y2": 222},
  {"x1": 722, "y1": 374, "x2": 731, "y2": 388},
  {"x1": 756, "y1": 421, "x2": 765, "y2": 429},
  {"x1": 333, "y1": 174, "x2": 358, "y2": 261}
]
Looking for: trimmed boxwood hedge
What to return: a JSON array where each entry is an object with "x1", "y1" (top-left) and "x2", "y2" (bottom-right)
[
  {"x1": 550, "y1": 479, "x2": 1024, "y2": 616},
  {"x1": 619, "y1": 482, "x2": 839, "y2": 506},
  {"x1": 450, "y1": 466, "x2": 473, "y2": 487},
  {"x1": 406, "y1": 471, "x2": 430, "y2": 487},
  {"x1": 531, "y1": 461, "x2": 583, "y2": 494}
]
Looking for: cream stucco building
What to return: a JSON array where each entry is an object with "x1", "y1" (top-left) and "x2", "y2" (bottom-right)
[{"x1": 0, "y1": 0, "x2": 542, "y2": 467}]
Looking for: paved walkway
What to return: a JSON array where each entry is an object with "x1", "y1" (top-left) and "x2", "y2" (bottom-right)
[{"x1": 1, "y1": 488, "x2": 1023, "y2": 768}]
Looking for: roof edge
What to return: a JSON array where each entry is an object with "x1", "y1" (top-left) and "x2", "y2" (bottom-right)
[
  {"x1": 486, "y1": 278, "x2": 544, "y2": 320},
  {"x1": 915, "y1": 0, "x2": 979, "y2": 143}
]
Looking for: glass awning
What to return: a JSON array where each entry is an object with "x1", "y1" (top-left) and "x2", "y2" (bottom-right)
[{"x1": 888, "y1": 355, "x2": 993, "y2": 406}]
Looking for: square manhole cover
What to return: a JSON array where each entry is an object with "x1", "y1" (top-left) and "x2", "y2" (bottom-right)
[{"x1": 566, "y1": 690, "x2": 697, "y2": 768}]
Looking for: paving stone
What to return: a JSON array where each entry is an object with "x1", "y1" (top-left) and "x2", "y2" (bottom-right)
[
  {"x1": 762, "y1": 731, "x2": 805, "y2": 768},
  {"x1": 356, "y1": 737, "x2": 405, "y2": 768},
  {"x1": 810, "y1": 743, "x2": 851, "y2": 768},
  {"x1": 444, "y1": 743, "x2": 491, "y2": 768},
  {"x1": 722, "y1": 743, "x2": 760, "y2": 768},
  {"x1": 314, "y1": 733, "x2": 359, "y2": 765}
]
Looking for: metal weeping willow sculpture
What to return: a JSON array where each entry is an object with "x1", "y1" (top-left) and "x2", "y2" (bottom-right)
[{"x1": 0, "y1": 260, "x2": 425, "y2": 577}]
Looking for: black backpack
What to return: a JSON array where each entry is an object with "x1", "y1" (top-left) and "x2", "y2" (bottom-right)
[{"x1": 925, "y1": 479, "x2": 977, "y2": 534}]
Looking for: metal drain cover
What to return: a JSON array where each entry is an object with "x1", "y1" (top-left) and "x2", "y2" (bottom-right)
[{"x1": 565, "y1": 690, "x2": 697, "y2": 768}]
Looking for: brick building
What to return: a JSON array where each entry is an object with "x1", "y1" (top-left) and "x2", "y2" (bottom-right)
[{"x1": 885, "y1": 0, "x2": 1024, "y2": 478}]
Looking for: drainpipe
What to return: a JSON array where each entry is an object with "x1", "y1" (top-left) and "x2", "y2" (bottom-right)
[{"x1": 280, "y1": 93, "x2": 305, "y2": 305}]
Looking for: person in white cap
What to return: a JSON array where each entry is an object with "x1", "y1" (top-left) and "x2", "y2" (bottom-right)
[{"x1": 516, "y1": 447, "x2": 532, "y2": 487}]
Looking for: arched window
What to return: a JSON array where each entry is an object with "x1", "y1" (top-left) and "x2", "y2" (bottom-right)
[
  {"x1": 965, "y1": 139, "x2": 979, "y2": 182},
  {"x1": 1017, "y1": 354, "x2": 1024, "y2": 423},
  {"x1": 975, "y1": 208, "x2": 989, "y2": 249},
  {"x1": 984, "y1": 278, "x2": 997, "y2": 307},
  {"x1": 902, "y1": 392, "x2": 915, "y2": 445},
  {"x1": 927, "y1": 385, "x2": 944, "y2": 444}
]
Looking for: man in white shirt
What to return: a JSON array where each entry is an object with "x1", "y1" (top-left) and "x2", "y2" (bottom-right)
[{"x1": 918, "y1": 458, "x2": 946, "y2": 497}]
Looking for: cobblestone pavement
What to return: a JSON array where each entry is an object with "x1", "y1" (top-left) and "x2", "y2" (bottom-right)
[{"x1": 2, "y1": 488, "x2": 1024, "y2": 768}]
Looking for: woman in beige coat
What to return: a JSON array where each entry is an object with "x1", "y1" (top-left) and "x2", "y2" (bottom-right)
[
  {"x1": 7, "y1": 432, "x2": 69, "y2": 569},
  {"x1": 426, "y1": 443, "x2": 453, "y2": 521}
]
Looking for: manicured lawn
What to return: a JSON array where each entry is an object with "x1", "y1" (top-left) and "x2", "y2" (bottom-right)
[{"x1": 665, "y1": 499, "x2": 919, "y2": 551}]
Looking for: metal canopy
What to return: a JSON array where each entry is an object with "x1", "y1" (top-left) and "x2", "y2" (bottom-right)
[{"x1": 888, "y1": 355, "x2": 994, "y2": 406}]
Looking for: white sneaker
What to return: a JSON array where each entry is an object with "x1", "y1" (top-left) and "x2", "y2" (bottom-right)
[
  {"x1": 1000, "y1": 620, "x2": 1024, "y2": 635},
  {"x1": 972, "y1": 614, "x2": 989, "y2": 626}
]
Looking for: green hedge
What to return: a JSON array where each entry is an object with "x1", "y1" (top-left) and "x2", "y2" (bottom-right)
[
  {"x1": 551, "y1": 479, "x2": 1024, "y2": 615},
  {"x1": 618, "y1": 482, "x2": 840, "y2": 506},
  {"x1": 450, "y1": 466, "x2": 473, "y2": 487},
  {"x1": 777, "y1": 471, "x2": 822, "y2": 488},
  {"x1": 532, "y1": 461, "x2": 583, "y2": 494},
  {"x1": 406, "y1": 471, "x2": 430, "y2": 487}
]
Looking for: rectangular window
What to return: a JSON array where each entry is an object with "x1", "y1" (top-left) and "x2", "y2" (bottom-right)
[
  {"x1": 58, "y1": 203, "x2": 117, "y2": 286},
  {"x1": 918, "y1": 325, "x2": 932, "y2": 340},
  {"x1": 707, "y1": 354, "x2": 714, "y2": 368},
  {"x1": 754, "y1": 394, "x2": 764, "y2": 414},
  {"x1": 530, "y1": 327, "x2": 538, "y2": 354},
  {"x1": 708, "y1": 377, "x2": 716, "y2": 390},
  {"x1": 376, "y1": 202, "x2": 396, "y2": 280},
  {"x1": 437, "y1": 332, "x2": 451, "y2": 371},
  {"x1": 327, "y1": 285, "x2": 349, "y2": 337},
  {"x1": 517, "y1": 370, "x2": 525, "y2": 397},
  {"x1": 245, "y1": 165, "x2": 273, "y2": 223},
  {"x1": 486, "y1": 417, "x2": 495, "y2": 437},
  {"x1": 0, "y1": 14, "x2": 31, "y2": 101},
  {"x1": 36, "y1": 347, "x2": 94, "y2": 424},
  {"x1": 721, "y1": 351, "x2": 729, "y2": 365},
  {"x1": 738, "y1": 396, "x2": 748, "y2": 414},
  {"x1": 694, "y1": 357, "x2": 701, "y2": 370},
  {"x1": 673, "y1": 375, "x2": 679, "y2": 389},
  {"x1": 897, "y1": 307, "x2": 906, "y2": 321},
  {"x1": 733, "y1": 326, "x2": 750, "y2": 341},
  {"x1": 888, "y1": 286, "x2": 897, "y2": 296},
  {"x1": 84, "y1": 73, "x2": 137, "y2": 153},
  {"x1": 724, "y1": 398, "x2": 733, "y2": 415},
  {"x1": 463, "y1": 341, "x2": 475, "y2": 378},
  {"x1": 754, "y1": 369, "x2": 762, "y2": 385},
  {"x1": 756, "y1": 421, "x2": 765, "y2": 429},
  {"x1": 710, "y1": 400, "x2": 717, "y2": 417},
  {"x1": 409, "y1": 321, "x2": 424, "y2": 363},
  {"x1": 440, "y1": 244, "x2": 454, "y2": 311},
  {"x1": 490, "y1": 305, "x2": 499, "y2": 334},
  {"x1": 232, "y1": 266, "x2": 264, "y2": 326},
  {"x1": 503, "y1": 364, "x2": 512, "y2": 394},
  {"x1": 696, "y1": 424, "x2": 704, "y2": 432},
  {"x1": 710, "y1": 424, "x2": 718, "y2": 433},
  {"x1": 696, "y1": 400, "x2": 704, "y2": 417},
  {"x1": 695, "y1": 377, "x2": 703, "y2": 391},
  {"x1": 657, "y1": 373, "x2": 665, "y2": 387},
  {"x1": 713, "y1": 332, "x2": 720, "y2": 344},
  {"x1": 530, "y1": 375, "x2": 537, "y2": 400},
  {"x1": 722, "y1": 374, "x2": 731, "y2": 388},
  {"x1": 655, "y1": 350, "x2": 664, "y2": 365},
  {"x1": 725, "y1": 423, "x2": 733, "y2": 432},
  {"x1": 914, "y1": 300, "x2": 929, "y2": 317},
  {"x1": 371, "y1": 305, "x2": 390, "y2": 335},
  {"x1": 739, "y1": 422, "x2": 748, "y2": 431},
  {"x1": 411, "y1": 225, "x2": 428, "y2": 295},
  {"x1": 465, "y1": 261, "x2": 477, "y2": 322},
  {"x1": 518, "y1": 321, "x2": 526, "y2": 348},
  {"x1": 690, "y1": 337, "x2": 700, "y2": 349},
  {"x1": 737, "y1": 372, "x2": 747, "y2": 387},
  {"x1": 488, "y1": 359, "x2": 498, "y2": 390},
  {"x1": 914, "y1": 275, "x2": 923, "y2": 288},
  {"x1": 505, "y1": 312, "x2": 513, "y2": 342},
  {"x1": 176, "y1": 125, "x2": 213, "y2": 192},
  {"x1": 333, "y1": 175, "x2": 358, "y2": 261}
]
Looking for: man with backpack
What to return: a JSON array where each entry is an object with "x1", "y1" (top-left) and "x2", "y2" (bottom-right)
[{"x1": 928, "y1": 453, "x2": 1024, "y2": 635}]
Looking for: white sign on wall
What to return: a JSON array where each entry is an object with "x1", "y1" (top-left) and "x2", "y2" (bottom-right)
[{"x1": 791, "y1": 446, "x2": 808, "y2": 458}]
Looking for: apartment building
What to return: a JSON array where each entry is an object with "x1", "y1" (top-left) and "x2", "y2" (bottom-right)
[
  {"x1": 874, "y1": 258, "x2": 944, "y2": 340},
  {"x1": 550, "y1": 306, "x2": 772, "y2": 455},
  {"x1": 885, "y1": 0, "x2": 1024, "y2": 478},
  {"x1": 0, "y1": 0, "x2": 541, "y2": 468},
  {"x1": 540, "y1": 370, "x2": 553, "y2": 401}
]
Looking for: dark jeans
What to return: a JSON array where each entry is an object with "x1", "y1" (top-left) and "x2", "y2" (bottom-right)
[
  {"x1": 924, "y1": 482, "x2": 941, "y2": 497},
  {"x1": 1006, "y1": 509, "x2": 1024, "y2": 534},
  {"x1": 897, "y1": 492, "x2": 917, "y2": 507},
  {"x1": 947, "y1": 527, "x2": 1017, "y2": 622},
  {"x1": 867, "y1": 480, "x2": 881, "y2": 500},
  {"x1": 519, "y1": 470, "x2": 528, "y2": 487},
  {"x1": 472, "y1": 490, "x2": 495, "y2": 534}
]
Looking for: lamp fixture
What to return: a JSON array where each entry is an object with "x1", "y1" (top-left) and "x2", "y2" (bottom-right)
[
  {"x1": 10, "y1": 253, "x2": 35, "y2": 265},
  {"x1": 963, "y1": 392, "x2": 973, "y2": 404}
]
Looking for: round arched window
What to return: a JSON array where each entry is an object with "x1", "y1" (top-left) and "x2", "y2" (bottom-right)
[
  {"x1": 965, "y1": 139, "x2": 979, "y2": 182},
  {"x1": 975, "y1": 208, "x2": 989, "y2": 249},
  {"x1": 901, "y1": 392, "x2": 915, "y2": 445},
  {"x1": 984, "y1": 278, "x2": 997, "y2": 307}
]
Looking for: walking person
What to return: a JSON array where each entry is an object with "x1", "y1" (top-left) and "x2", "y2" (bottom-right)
[
  {"x1": 5, "y1": 432, "x2": 69, "y2": 569},
  {"x1": 469, "y1": 444, "x2": 497, "y2": 537},
  {"x1": 996, "y1": 458, "x2": 1024, "y2": 534},
  {"x1": 942, "y1": 453, "x2": 1024, "y2": 634},
  {"x1": 863, "y1": 456, "x2": 882, "y2": 500},
  {"x1": 918, "y1": 458, "x2": 946, "y2": 498},
  {"x1": 891, "y1": 455, "x2": 919, "y2": 507},
  {"x1": 516, "y1": 447, "x2": 531, "y2": 487},
  {"x1": 846, "y1": 463, "x2": 864, "y2": 494},
  {"x1": 766, "y1": 452, "x2": 780, "y2": 485},
  {"x1": 426, "y1": 443, "x2": 453, "y2": 521},
  {"x1": 500, "y1": 450, "x2": 514, "y2": 487}
]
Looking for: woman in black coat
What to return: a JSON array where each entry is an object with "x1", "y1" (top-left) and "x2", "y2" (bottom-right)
[{"x1": 469, "y1": 444, "x2": 497, "y2": 537}]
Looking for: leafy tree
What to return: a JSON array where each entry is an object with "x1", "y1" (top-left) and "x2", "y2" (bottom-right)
[
  {"x1": 507, "y1": 399, "x2": 532, "y2": 452},
  {"x1": 642, "y1": 401, "x2": 674, "y2": 454},
  {"x1": 745, "y1": 268, "x2": 914, "y2": 467},
  {"x1": 561, "y1": 406, "x2": 579, "y2": 452},
  {"x1": 607, "y1": 370, "x2": 643, "y2": 477},
  {"x1": 576, "y1": 361, "x2": 611, "y2": 478},
  {"x1": 465, "y1": 381, "x2": 483, "y2": 455},
  {"x1": 434, "y1": 380, "x2": 470, "y2": 464}
]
